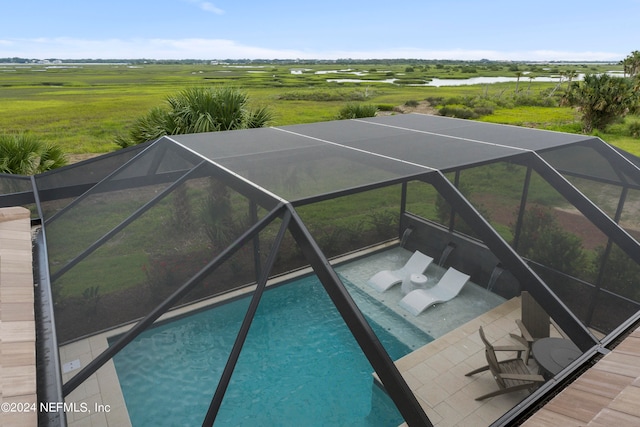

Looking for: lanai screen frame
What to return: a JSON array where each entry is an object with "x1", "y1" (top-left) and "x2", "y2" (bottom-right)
[{"x1": 3, "y1": 114, "x2": 640, "y2": 426}]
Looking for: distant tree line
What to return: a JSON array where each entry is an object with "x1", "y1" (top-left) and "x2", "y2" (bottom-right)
[{"x1": 0, "y1": 57, "x2": 627, "y2": 67}]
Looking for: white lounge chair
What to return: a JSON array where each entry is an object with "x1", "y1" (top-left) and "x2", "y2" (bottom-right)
[
  {"x1": 399, "y1": 267, "x2": 470, "y2": 316},
  {"x1": 367, "y1": 251, "x2": 433, "y2": 292}
]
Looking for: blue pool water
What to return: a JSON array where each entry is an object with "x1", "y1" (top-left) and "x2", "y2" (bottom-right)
[{"x1": 111, "y1": 275, "x2": 432, "y2": 426}]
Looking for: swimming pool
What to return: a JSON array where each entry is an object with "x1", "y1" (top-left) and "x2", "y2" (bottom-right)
[{"x1": 111, "y1": 274, "x2": 433, "y2": 426}]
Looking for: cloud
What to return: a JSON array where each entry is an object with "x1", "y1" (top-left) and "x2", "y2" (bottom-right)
[
  {"x1": 183, "y1": 0, "x2": 224, "y2": 14},
  {"x1": 0, "y1": 37, "x2": 299, "y2": 60},
  {"x1": 199, "y1": 2, "x2": 224, "y2": 14},
  {"x1": 0, "y1": 37, "x2": 627, "y2": 62}
]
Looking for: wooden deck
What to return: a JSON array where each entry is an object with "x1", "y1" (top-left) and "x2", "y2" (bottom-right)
[
  {"x1": 522, "y1": 325, "x2": 640, "y2": 426},
  {"x1": 0, "y1": 207, "x2": 37, "y2": 427}
]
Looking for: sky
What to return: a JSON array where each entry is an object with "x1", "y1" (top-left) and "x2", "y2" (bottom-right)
[{"x1": 2, "y1": 0, "x2": 639, "y2": 61}]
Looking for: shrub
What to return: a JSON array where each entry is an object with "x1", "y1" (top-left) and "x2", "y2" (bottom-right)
[
  {"x1": 513, "y1": 95, "x2": 558, "y2": 107},
  {"x1": 441, "y1": 96, "x2": 463, "y2": 106},
  {"x1": 566, "y1": 74, "x2": 637, "y2": 132},
  {"x1": 404, "y1": 100, "x2": 419, "y2": 107},
  {"x1": 336, "y1": 103, "x2": 378, "y2": 119},
  {"x1": 438, "y1": 106, "x2": 478, "y2": 119},
  {"x1": 394, "y1": 79, "x2": 426, "y2": 85},
  {"x1": 316, "y1": 223, "x2": 366, "y2": 257},
  {"x1": 377, "y1": 104, "x2": 395, "y2": 112},
  {"x1": 368, "y1": 208, "x2": 398, "y2": 239},
  {"x1": 277, "y1": 90, "x2": 368, "y2": 102},
  {"x1": 628, "y1": 121, "x2": 640, "y2": 138},
  {"x1": 473, "y1": 106, "x2": 494, "y2": 116},
  {"x1": 514, "y1": 205, "x2": 589, "y2": 278},
  {"x1": 116, "y1": 87, "x2": 273, "y2": 147},
  {"x1": 0, "y1": 133, "x2": 67, "y2": 175},
  {"x1": 425, "y1": 96, "x2": 445, "y2": 106}
]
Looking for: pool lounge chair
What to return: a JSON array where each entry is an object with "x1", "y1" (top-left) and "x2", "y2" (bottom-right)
[
  {"x1": 399, "y1": 267, "x2": 469, "y2": 316},
  {"x1": 367, "y1": 251, "x2": 433, "y2": 292}
]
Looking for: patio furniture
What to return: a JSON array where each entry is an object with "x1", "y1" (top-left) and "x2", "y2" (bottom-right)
[
  {"x1": 466, "y1": 326, "x2": 545, "y2": 401},
  {"x1": 532, "y1": 337, "x2": 582, "y2": 379},
  {"x1": 510, "y1": 291, "x2": 550, "y2": 364},
  {"x1": 367, "y1": 250, "x2": 433, "y2": 292},
  {"x1": 400, "y1": 272, "x2": 430, "y2": 295},
  {"x1": 398, "y1": 267, "x2": 469, "y2": 316}
]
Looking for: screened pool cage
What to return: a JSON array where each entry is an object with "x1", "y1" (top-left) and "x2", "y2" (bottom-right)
[{"x1": 3, "y1": 114, "x2": 640, "y2": 426}]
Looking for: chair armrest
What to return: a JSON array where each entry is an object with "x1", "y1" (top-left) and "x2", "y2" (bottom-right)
[
  {"x1": 509, "y1": 333, "x2": 529, "y2": 348},
  {"x1": 494, "y1": 343, "x2": 528, "y2": 352},
  {"x1": 515, "y1": 319, "x2": 535, "y2": 342},
  {"x1": 500, "y1": 373, "x2": 545, "y2": 382}
]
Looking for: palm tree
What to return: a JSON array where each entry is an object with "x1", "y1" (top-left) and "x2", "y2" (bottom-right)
[
  {"x1": 116, "y1": 87, "x2": 273, "y2": 147},
  {"x1": 564, "y1": 69, "x2": 578, "y2": 92},
  {"x1": 514, "y1": 71, "x2": 523, "y2": 94},
  {"x1": 566, "y1": 73, "x2": 636, "y2": 132},
  {"x1": 526, "y1": 75, "x2": 535, "y2": 95},
  {"x1": 0, "y1": 133, "x2": 67, "y2": 175},
  {"x1": 548, "y1": 74, "x2": 565, "y2": 97},
  {"x1": 621, "y1": 50, "x2": 640, "y2": 78}
]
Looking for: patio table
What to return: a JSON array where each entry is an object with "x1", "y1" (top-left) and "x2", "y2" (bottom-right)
[
  {"x1": 401, "y1": 273, "x2": 430, "y2": 295},
  {"x1": 532, "y1": 337, "x2": 581, "y2": 378}
]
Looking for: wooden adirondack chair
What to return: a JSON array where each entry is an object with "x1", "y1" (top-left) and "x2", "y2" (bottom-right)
[
  {"x1": 466, "y1": 326, "x2": 545, "y2": 400},
  {"x1": 510, "y1": 291, "x2": 551, "y2": 364}
]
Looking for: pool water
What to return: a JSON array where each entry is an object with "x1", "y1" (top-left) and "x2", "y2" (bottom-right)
[{"x1": 111, "y1": 275, "x2": 433, "y2": 426}]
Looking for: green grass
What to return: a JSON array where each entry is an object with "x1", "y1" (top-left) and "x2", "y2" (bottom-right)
[
  {"x1": 56, "y1": 251, "x2": 148, "y2": 297},
  {"x1": 2, "y1": 60, "x2": 634, "y2": 155},
  {"x1": 480, "y1": 106, "x2": 579, "y2": 127}
]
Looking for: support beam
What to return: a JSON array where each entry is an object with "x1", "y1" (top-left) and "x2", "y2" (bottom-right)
[
  {"x1": 286, "y1": 206, "x2": 432, "y2": 427},
  {"x1": 202, "y1": 210, "x2": 291, "y2": 426},
  {"x1": 428, "y1": 172, "x2": 597, "y2": 351}
]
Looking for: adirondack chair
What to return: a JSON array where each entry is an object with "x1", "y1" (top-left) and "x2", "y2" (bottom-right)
[
  {"x1": 466, "y1": 326, "x2": 545, "y2": 400},
  {"x1": 510, "y1": 291, "x2": 551, "y2": 364}
]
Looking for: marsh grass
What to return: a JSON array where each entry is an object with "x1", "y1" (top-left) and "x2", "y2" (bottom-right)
[
  {"x1": 11, "y1": 61, "x2": 638, "y2": 335},
  {"x1": 1, "y1": 61, "x2": 637, "y2": 156},
  {"x1": 480, "y1": 106, "x2": 579, "y2": 127}
]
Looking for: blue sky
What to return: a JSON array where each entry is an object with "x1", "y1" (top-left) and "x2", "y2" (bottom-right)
[{"x1": 2, "y1": 0, "x2": 639, "y2": 61}]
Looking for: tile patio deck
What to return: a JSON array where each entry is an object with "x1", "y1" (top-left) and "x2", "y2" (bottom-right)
[{"x1": 391, "y1": 295, "x2": 555, "y2": 426}]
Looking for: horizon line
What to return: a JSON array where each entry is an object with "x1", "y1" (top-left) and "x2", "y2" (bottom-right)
[{"x1": 0, "y1": 57, "x2": 624, "y2": 63}]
